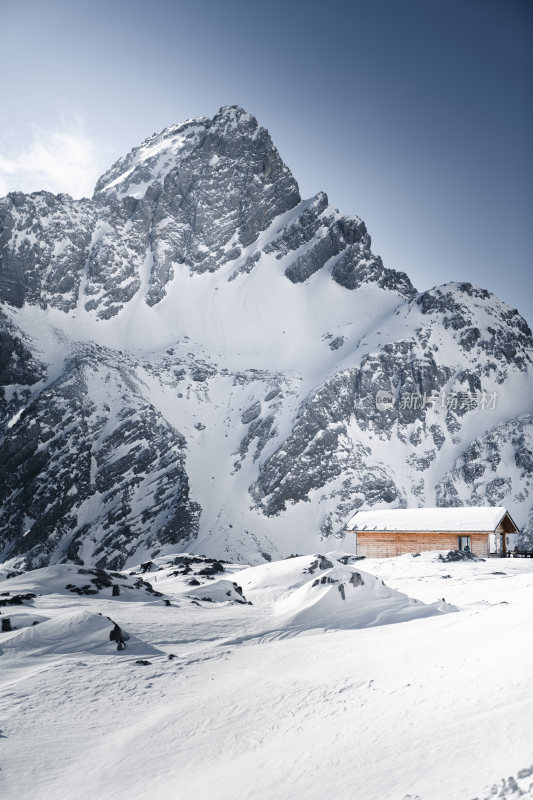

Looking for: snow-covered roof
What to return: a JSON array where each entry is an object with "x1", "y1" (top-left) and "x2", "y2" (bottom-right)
[{"x1": 345, "y1": 507, "x2": 516, "y2": 533}]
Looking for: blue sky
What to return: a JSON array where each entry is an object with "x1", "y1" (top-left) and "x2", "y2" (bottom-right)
[{"x1": 1, "y1": 0, "x2": 531, "y2": 322}]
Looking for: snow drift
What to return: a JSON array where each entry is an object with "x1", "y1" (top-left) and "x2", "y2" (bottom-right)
[
  {"x1": 0, "y1": 609, "x2": 161, "y2": 656},
  {"x1": 239, "y1": 553, "x2": 455, "y2": 632}
]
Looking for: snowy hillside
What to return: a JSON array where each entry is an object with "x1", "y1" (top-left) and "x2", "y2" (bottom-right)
[
  {"x1": 0, "y1": 105, "x2": 532, "y2": 568},
  {"x1": 1, "y1": 550, "x2": 532, "y2": 800}
]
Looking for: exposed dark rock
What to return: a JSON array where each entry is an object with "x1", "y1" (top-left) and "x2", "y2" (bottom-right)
[
  {"x1": 241, "y1": 402, "x2": 261, "y2": 425},
  {"x1": 0, "y1": 349, "x2": 201, "y2": 569},
  {"x1": 437, "y1": 550, "x2": 483, "y2": 562},
  {"x1": 0, "y1": 592, "x2": 36, "y2": 606},
  {"x1": 109, "y1": 622, "x2": 127, "y2": 650},
  {"x1": 312, "y1": 576, "x2": 337, "y2": 586},
  {"x1": 332, "y1": 248, "x2": 415, "y2": 298},
  {"x1": 305, "y1": 555, "x2": 334, "y2": 574},
  {"x1": 198, "y1": 560, "x2": 224, "y2": 576}
]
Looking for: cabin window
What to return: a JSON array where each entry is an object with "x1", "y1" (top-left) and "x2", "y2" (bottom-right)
[
  {"x1": 489, "y1": 533, "x2": 497, "y2": 554},
  {"x1": 458, "y1": 536, "x2": 471, "y2": 552}
]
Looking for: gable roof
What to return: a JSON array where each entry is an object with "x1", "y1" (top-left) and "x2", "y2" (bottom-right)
[{"x1": 345, "y1": 506, "x2": 518, "y2": 533}]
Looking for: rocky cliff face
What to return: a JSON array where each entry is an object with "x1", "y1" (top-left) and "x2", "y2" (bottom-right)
[{"x1": 1, "y1": 105, "x2": 532, "y2": 568}]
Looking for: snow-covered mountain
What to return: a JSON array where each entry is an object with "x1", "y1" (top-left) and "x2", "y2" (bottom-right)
[{"x1": 0, "y1": 105, "x2": 532, "y2": 569}]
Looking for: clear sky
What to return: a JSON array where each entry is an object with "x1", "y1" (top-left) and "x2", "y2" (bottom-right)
[{"x1": 1, "y1": 0, "x2": 532, "y2": 322}]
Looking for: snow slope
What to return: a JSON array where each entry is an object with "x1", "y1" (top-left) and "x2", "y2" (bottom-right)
[{"x1": 1, "y1": 551, "x2": 532, "y2": 800}]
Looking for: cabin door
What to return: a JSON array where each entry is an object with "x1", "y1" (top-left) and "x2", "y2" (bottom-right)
[{"x1": 489, "y1": 533, "x2": 505, "y2": 556}]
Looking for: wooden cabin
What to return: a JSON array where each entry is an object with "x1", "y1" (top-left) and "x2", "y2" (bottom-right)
[{"x1": 344, "y1": 506, "x2": 519, "y2": 558}]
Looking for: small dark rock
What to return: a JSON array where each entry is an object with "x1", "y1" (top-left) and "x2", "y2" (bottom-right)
[
  {"x1": 312, "y1": 576, "x2": 337, "y2": 586},
  {"x1": 241, "y1": 401, "x2": 261, "y2": 425},
  {"x1": 0, "y1": 593, "x2": 36, "y2": 607},
  {"x1": 109, "y1": 622, "x2": 127, "y2": 650},
  {"x1": 305, "y1": 555, "x2": 334, "y2": 574},
  {"x1": 170, "y1": 565, "x2": 191, "y2": 576},
  {"x1": 329, "y1": 336, "x2": 345, "y2": 351},
  {"x1": 198, "y1": 560, "x2": 224, "y2": 576},
  {"x1": 438, "y1": 550, "x2": 483, "y2": 563}
]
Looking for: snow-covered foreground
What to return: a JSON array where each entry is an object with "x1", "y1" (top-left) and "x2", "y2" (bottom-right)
[{"x1": 1, "y1": 551, "x2": 532, "y2": 800}]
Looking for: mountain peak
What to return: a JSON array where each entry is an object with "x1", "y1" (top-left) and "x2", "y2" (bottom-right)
[
  {"x1": 93, "y1": 106, "x2": 272, "y2": 200},
  {"x1": 93, "y1": 116, "x2": 210, "y2": 198},
  {"x1": 212, "y1": 104, "x2": 259, "y2": 129}
]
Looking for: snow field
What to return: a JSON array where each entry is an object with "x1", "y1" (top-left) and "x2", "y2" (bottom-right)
[{"x1": 1, "y1": 551, "x2": 532, "y2": 799}]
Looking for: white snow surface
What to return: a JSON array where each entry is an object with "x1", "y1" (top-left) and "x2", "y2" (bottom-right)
[
  {"x1": 345, "y1": 505, "x2": 511, "y2": 532},
  {"x1": 1, "y1": 609, "x2": 159, "y2": 656},
  {"x1": 1, "y1": 550, "x2": 532, "y2": 800}
]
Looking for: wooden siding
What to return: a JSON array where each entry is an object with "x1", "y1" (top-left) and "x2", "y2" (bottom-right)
[{"x1": 352, "y1": 531, "x2": 490, "y2": 558}]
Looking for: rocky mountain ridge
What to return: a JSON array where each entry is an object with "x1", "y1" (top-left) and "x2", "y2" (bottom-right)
[{"x1": 0, "y1": 105, "x2": 532, "y2": 568}]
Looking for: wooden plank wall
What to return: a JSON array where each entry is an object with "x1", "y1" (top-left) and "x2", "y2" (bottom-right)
[{"x1": 353, "y1": 531, "x2": 490, "y2": 558}]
